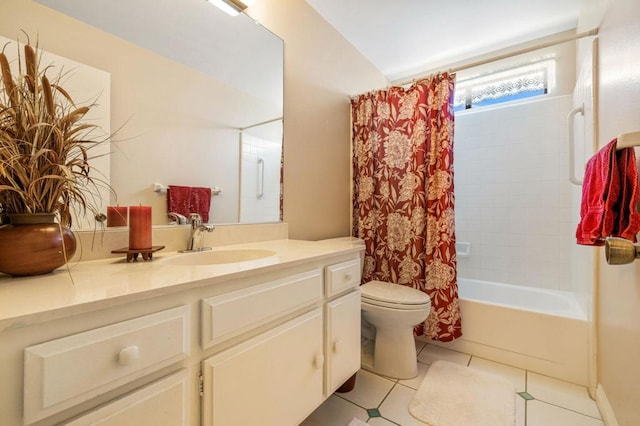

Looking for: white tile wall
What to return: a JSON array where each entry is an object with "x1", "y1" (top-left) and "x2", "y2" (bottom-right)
[
  {"x1": 240, "y1": 127, "x2": 282, "y2": 223},
  {"x1": 454, "y1": 95, "x2": 576, "y2": 291}
]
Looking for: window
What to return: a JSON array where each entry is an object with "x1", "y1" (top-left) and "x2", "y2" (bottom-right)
[{"x1": 453, "y1": 60, "x2": 555, "y2": 112}]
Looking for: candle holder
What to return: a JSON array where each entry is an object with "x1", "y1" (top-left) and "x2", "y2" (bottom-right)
[
  {"x1": 111, "y1": 246, "x2": 165, "y2": 262},
  {"x1": 111, "y1": 205, "x2": 159, "y2": 261}
]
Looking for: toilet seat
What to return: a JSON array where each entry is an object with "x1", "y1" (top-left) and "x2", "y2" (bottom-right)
[{"x1": 361, "y1": 281, "x2": 431, "y2": 310}]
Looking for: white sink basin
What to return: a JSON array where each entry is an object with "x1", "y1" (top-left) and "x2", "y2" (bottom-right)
[{"x1": 161, "y1": 249, "x2": 277, "y2": 266}]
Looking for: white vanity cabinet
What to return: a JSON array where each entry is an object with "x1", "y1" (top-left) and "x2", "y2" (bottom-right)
[
  {"x1": 200, "y1": 258, "x2": 362, "y2": 426},
  {"x1": 323, "y1": 259, "x2": 362, "y2": 395},
  {"x1": 0, "y1": 240, "x2": 363, "y2": 426},
  {"x1": 200, "y1": 269, "x2": 325, "y2": 425}
]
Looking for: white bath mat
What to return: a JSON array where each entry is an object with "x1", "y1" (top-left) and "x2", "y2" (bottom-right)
[{"x1": 409, "y1": 360, "x2": 516, "y2": 426}]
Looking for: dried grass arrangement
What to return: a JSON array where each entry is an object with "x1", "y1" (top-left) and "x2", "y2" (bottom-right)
[{"x1": 0, "y1": 37, "x2": 112, "y2": 228}]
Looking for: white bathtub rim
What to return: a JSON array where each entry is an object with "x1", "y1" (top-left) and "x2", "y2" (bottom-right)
[{"x1": 457, "y1": 277, "x2": 587, "y2": 321}]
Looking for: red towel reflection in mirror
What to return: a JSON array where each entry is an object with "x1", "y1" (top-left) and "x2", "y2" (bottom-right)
[{"x1": 167, "y1": 185, "x2": 212, "y2": 223}]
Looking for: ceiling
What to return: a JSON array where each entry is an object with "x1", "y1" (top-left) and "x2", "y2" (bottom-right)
[{"x1": 305, "y1": 0, "x2": 584, "y2": 82}]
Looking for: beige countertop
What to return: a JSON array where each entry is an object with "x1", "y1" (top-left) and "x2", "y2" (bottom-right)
[{"x1": 0, "y1": 238, "x2": 364, "y2": 331}]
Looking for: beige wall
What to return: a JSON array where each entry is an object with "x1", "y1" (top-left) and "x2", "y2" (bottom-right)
[
  {"x1": 581, "y1": 0, "x2": 640, "y2": 424},
  {"x1": 248, "y1": 0, "x2": 388, "y2": 240}
]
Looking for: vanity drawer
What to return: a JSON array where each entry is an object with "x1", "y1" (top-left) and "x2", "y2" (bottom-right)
[
  {"x1": 325, "y1": 259, "x2": 361, "y2": 297},
  {"x1": 201, "y1": 269, "x2": 322, "y2": 349},
  {"x1": 23, "y1": 305, "x2": 190, "y2": 425},
  {"x1": 65, "y1": 369, "x2": 191, "y2": 426}
]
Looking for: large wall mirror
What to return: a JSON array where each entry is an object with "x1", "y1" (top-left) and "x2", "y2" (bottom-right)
[{"x1": 4, "y1": 0, "x2": 284, "y2": 227}]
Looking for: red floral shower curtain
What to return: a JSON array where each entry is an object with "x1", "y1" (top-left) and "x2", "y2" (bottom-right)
[{"x1": 351, "y1": 73, "x2": 462, "y2": 342}]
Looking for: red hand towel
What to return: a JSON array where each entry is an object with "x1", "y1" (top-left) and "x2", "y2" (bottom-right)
[
  {"x1": 167, "y1": 185, "x2": 192, "y2": 219},
  {"x1": 616, "y1": 146, "x2": 640, "y2": 241},
  {"x1": 576, "y1": 139, "x2": 640, "y2": 245},
  {"x1": 190, "y1": 187, "x2": 212, "y2": 223}
]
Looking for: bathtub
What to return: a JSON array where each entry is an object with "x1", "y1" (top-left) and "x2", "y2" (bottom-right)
[
  {"x1": 457, "y1": 278, "x2": 587, "y2": 320},
  {"x1": 428, "y1": 278, "x2": 590, "y2": 386}
]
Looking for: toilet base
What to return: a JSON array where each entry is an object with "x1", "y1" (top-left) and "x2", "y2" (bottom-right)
[{"x1": 366, "y1": 326, "x2": 418, "y2": 379}]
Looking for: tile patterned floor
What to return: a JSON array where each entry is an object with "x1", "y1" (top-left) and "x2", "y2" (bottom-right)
[{"x1": 301, "y1": 341, "x2": 604, "y2": 426}]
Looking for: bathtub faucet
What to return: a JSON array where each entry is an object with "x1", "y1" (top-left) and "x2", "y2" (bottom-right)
[{"x1": 180, "y1": 213, "x2": 215, "y2": 252}]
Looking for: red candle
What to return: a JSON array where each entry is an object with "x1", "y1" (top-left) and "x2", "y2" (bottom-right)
[
  {"x1": 106, "y1": 206, "x2": 128, "y2": 227},
  {"x1": 129, "y1": 206, "x2": 152, "y2": 250}
]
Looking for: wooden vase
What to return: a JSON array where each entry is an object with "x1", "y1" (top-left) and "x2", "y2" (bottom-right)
[{"x1": 0, "y1": 214, "x2": 77, "y2": 277}]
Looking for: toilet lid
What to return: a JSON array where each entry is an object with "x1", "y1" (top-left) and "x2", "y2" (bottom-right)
[{"x1": 361, "y1": 281, "x2": 431, "y2": 306}]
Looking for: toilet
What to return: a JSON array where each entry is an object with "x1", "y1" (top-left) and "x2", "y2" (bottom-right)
[{"x1": 360, "y1": 280, "x2": 431, "y2": 379}]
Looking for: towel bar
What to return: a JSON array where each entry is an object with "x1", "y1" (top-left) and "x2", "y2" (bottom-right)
[
  {"x1": 616, "y1": 131, "x2": 640, "y2": 150},
  {"x1": 152, "y1": 183, "x2": 222, "y2": 195}
]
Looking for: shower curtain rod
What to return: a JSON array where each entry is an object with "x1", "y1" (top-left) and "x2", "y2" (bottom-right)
[{"x1": 393, "y1": 28, "x2": 599, "y2": 87}]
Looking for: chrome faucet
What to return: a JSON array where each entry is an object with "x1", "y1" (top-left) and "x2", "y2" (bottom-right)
[
  {"x1": 180, "y1": 213, "x2": 214, "y2": 252},
  {"x1": 167, "y1": 212, "x2": 188, "y2": 225}
]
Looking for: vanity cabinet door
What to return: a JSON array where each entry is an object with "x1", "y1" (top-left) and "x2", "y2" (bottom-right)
[
  {"x1": 64, "y1": 370, "x2": 191, "y2": 426},
  {"x1": 325, "y1": 289, "x2": 361, "y2": 395},
  {"x1": 202, "y1": 309, "x2": 324, "y2": 426}
]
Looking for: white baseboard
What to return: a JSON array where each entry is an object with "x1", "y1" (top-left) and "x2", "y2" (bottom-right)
[{"x1": 596, "y1": 384, "x2": 619, "y2": 426}]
